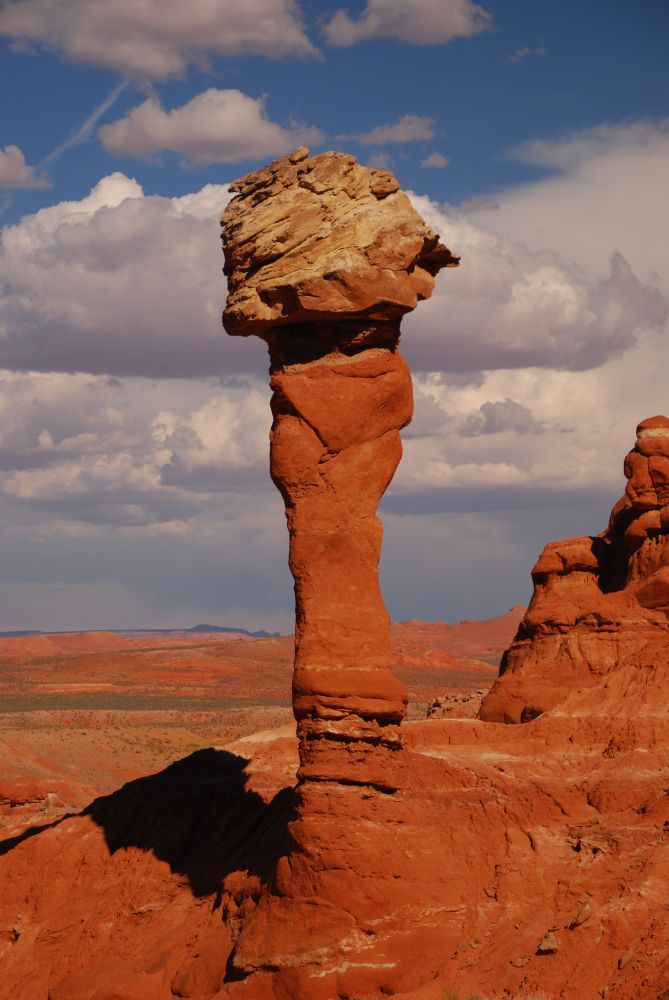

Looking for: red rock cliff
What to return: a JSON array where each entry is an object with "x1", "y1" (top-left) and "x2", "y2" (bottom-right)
[{"x1": 480, "y1": 415, "x2": 669, "y2": 723}]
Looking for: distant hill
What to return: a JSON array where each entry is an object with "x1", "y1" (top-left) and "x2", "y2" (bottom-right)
[
  {"x1": 0, "y1": 624, "x2": 280, "y2": 639},
  {"x1": 185, "y1": 624, "x2": 280, "y2": 638}
]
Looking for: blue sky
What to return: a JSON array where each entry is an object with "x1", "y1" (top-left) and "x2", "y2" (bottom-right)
[
  {"x1": 0, "y1": 0, "x2": 668, "y2": 630},
  {"x1": 3, "y1": 0, "x2": 668, "y2": 216}
]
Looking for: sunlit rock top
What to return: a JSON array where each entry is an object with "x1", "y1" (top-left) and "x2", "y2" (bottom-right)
[{"x1": 221, "y1": 146, "x2": 459, "y2": 339}]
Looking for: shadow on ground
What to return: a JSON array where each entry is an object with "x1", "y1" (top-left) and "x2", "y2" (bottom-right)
[{"x1": 0, "y1": 748, "x2": 295, "y2": 898}]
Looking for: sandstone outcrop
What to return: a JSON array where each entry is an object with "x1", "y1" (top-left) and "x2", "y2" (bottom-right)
[
  {"x1": 3, "y1": 654, "x2": 669, "y2": 1000},
  {"x1": 480, "y1": 415, "x2": 669, "y2": 723},
  {"x1": 220, "y1": 148, "x2": 459, "y2": 994}
]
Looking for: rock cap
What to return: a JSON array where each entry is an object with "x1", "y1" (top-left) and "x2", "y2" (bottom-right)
[
  {"x1": 635, "y1": 414, "x2": 669, "y2": 458},
  {"x1": 636, "y1": 414, "x2": 669, "y2": 438},
  {"x1": 222, "y1": 147, "x2": 459, "y2": 338}
]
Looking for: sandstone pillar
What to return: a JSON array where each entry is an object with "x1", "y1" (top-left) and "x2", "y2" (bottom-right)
[{"x1": 222, "y1": 146, "x2": 458, "y2": 784}]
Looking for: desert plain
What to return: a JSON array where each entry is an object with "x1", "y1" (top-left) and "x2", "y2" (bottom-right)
[{"x1": 0, "y1": 612, "x2": 514, "y2": 840}]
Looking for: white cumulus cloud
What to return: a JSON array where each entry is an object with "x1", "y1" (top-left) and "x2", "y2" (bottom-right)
[
  {"x1": 0, "y1": 0, "x2": 317, "y2": 78},
  {"x1": 2, "y1": 123, "x2": 666, "y2": 385},
  {"x1": 508, "y1": 118, "x2": 669, "y2": 171},
  {"x1": 99, "y1": 89, "x2": 324, "y2": 166},
  {"x1": 467, "y1": 119, "x2": 669, "y2": 296},
  {"x1": 0, "y1": 370, "x2": 271, "y2": 513},
  {"x1": 0, "y1": 172, "x2": 268, "y2": 378},
  {"x1": 324, "y1": 0, "x2": 492, "y2": 47},
  {"x1": 403, "y1": 194, "x2": 666, "y2": 374},
  {"x1": 0, "y1": 144, "x2": 50, "y2": 189}
]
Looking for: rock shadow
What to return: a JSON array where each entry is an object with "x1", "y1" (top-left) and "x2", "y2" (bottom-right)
[
  {"x1": 1, "y1": 748, "x2": 295, "y2": 899},
  {"x1": 86, "y1": 748, "x2": 295, "y2": 897}
]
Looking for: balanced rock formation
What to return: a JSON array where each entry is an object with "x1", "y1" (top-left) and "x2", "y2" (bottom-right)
[
  {"x1": 481, "y1": 415, "x2": 669, "y2": 723},
  {"x1": 220, "y1": 148, "x2": 458, "y2": 994},
  {"x1": 223, "y1": 146, "x2": 457, "y2": 783}
]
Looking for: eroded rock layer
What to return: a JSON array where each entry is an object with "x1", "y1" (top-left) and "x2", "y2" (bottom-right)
[{"x1": 481, "y1": 415, "x2": 669, "y2": 723}]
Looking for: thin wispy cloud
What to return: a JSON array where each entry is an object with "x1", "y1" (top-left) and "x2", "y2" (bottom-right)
[
  {"x1": 41, "y1": 78, "x2": 132, "y2": 168},
  {"x1": 341, "y1": 114, "x2": 435, "y2": 146},
  {"x1": 421, "y1": 151, "x2": 449, "y2": 169},
  {"x1": 508, "y1": 45, "x2": 548, "y2": 64}
]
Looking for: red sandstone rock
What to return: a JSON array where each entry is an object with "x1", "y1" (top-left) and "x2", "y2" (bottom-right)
[
  {"x1": 3, "y1": 663, "x2": 669, "y2": 1000},
  {"x1": 222, "y1": 147, "x2": 458, "y2": 781},
  {"x1": 219, "y1": 148, "x2": 459, "y2": 992},
  {"x1": 480, "y1": 415, "x2": 669, "y2": 723}
]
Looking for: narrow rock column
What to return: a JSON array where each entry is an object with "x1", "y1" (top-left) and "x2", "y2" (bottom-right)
[
  {"x1": 269, "y1": 342, "x2": 411, "y2": 789},
  {"x1": 222, "y1": 147, "x2": 458, "y2": 786}
]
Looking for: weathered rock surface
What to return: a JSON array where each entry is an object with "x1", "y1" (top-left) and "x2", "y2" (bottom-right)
[
  {"x1": 223, "y1": 145, "x2": 457, "y2": 341},
  {"x1": 480, "y1": 416, "x2": 669, "y2": 723}
]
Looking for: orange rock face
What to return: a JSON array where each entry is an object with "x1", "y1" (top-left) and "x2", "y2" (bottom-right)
[
  {"x1": 2, "y1": 420, "x2": 669, "y2": 998},
  {"x1": 8, "y1": 156, "x2": 669, "y2": 1000},
  {"x1": 480, "y1": 416, "x2": 669, "y2": 723}
]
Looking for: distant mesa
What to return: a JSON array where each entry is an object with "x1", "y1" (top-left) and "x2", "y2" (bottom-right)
[
  {"x1": 185, "y1": 624, "x2": 279, "y2": 638},
  {"x1": 0, "y1": 624, "x2": 280, "y2": 639},
  {"x1": 481, "y1": 415, "x2": 669, "y2": 723}
]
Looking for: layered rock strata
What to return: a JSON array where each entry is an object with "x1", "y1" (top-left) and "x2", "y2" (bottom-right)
[
  {"x1": 481, "y1": 415, "x2": 669, "y2": 723},
  {"x1": 221, "y1": 147, "x2": 458, "y2": 991}
]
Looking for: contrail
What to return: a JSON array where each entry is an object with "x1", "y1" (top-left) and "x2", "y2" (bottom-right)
[
  {"x1": 40, "y1": 77, "x2": 132, "y2": 167},
  {"x1": 0, "y1": 79, "x2": 132, "y2": 216}
]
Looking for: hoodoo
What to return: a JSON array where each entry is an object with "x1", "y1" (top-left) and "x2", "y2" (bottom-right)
[
  {"x1": 481, "y1": 415, "x2": 669, "y2": 723},
  {"x1": 221, "y1": 147, "x2": 458, "y2": 993},
  {"x1": 222, "y1": 147, "x2": 457, "y2": 780}
]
